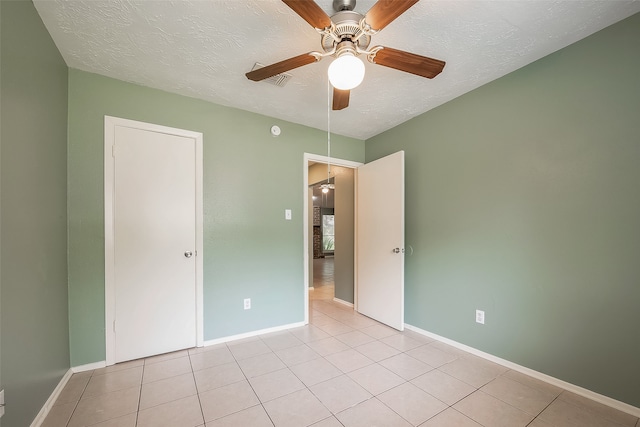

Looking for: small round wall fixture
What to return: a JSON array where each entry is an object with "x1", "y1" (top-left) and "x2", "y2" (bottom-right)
[{"x1": 270, "y1": 125, "x2": 281, "y2": 137}]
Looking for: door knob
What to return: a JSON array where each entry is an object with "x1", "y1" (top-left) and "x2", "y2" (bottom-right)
[
  {"x1": 392, "y1": 248, "x2": 401, "y2": 254},
  {"x1": 184, "y1": 251, "x2": 193, "y2": 258}
]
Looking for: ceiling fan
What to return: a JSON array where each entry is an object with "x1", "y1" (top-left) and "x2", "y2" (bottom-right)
[
  {"x1": 320, "y1": 182, "x2": 335, "y2": 192},
  {"x1": 245, "y1": 0, "x2": 446, "y2": 110}
]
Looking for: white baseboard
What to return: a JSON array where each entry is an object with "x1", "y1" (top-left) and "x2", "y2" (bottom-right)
[
  {"x1": 30, "y1": 369, "x2": 73, "y2": 427},
  {"x1": 333, "y1": 297, "x2": 354, "y2": 308},
  {"x1": 404, "y1": 323, "x2": 640, "y2": 418},
  {"x1": 72, "y1": 360, "x2": 107, "y2": 373},
  {"x1": 203, "y1": 321, "x2": 306, "y2": 347}
]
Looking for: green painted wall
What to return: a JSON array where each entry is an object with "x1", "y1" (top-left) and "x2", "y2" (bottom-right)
[
  {"x1": 0, "y1": 1, "x2": 3, "y2": 424},
  {"x1": 334, "y1": 167, "x2": 355, "y2": 303},
  {"x1": 67, "y1": 69, "x2": 365, "y2": 366},
  {"x1": 366, "y1": 13, "x2": 640, "y2": 407},
  {"x1": 0, "y1": 2, "x2": 3, "y2": 424},
  {"x1": 0, "y1": 1, "x2": 70, "y2": 425}
]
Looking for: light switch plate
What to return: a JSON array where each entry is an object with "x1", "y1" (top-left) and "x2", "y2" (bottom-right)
[{"x1": 285, "y1": 209, "x2": 292, "y2": 220}]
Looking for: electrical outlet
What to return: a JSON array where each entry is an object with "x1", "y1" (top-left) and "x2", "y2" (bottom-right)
[
  {"x1": 476, "y1": 310, "x2": 485, "y2": 325},
  {"x1": 285, "y1": 209, "x2": 292, "y2": 220},
  {"x1": 244, "y1": 298, "x2": 251, "y2": 310}
]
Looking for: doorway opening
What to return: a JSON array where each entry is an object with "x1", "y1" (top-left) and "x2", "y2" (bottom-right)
[
  {"x1": 303, "y1": 153, "x2": 362, "y2": 324},
  {"x1": 310, "y1": 176, "x2": 336, "y2": 302}
]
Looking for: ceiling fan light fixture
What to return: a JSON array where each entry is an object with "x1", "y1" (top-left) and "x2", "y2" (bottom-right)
[{"x1": 328, "y1": 53, "x2": 365, "y2": 90}]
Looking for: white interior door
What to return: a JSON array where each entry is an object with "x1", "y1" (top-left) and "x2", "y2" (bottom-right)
[
  {"x1": 107, "y1": 120, "x2": 201, "y2": 363},
  {"x1": 356, "y1": 151, "x2": 405, "y2": 330}
]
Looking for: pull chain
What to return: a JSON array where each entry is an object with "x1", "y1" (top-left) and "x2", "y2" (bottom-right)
[{"x1": 327, "y1": 79, "x2": 331, "y2": 184}]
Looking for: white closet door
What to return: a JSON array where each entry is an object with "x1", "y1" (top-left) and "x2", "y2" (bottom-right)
[{"x1": 113, "y1": 125, "x2": 197, "y2": 362}]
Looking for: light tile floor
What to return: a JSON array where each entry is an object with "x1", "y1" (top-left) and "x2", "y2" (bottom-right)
[{"x1": 43, "y1": 260, "x2": 639, "y2": 426}]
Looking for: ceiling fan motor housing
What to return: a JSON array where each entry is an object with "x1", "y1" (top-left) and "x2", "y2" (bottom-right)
[
  {"x1": 321, "y1": 10, "x2": 371, "y2": 54},
  {"x1": 333, "y1": 0, "x2": 356, "y2": 12}
]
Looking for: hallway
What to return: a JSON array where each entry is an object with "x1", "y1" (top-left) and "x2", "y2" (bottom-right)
[{"x1": 311, "y1": 257, "x2": 335, "y2": 302}]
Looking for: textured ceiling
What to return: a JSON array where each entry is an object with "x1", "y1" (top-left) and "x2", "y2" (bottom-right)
[{"x1": 34, "y1": 0, "x2": 640, "y2": 140}]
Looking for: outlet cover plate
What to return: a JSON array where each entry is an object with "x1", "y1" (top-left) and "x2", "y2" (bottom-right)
[
  {"x1": 476, "y1": 310, "x2": 485, "y2": 324},
  {"x1": 244, "y1": 298, "x2": 251, "y2": 310}
]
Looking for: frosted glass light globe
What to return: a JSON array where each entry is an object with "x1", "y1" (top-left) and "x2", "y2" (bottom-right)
[{"x1": 328, "y1": 54, "x2": 365, "y2": 90}]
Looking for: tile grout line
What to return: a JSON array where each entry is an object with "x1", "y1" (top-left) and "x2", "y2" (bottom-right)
[
  {"x1": 240, "y1": 338, "x2": 278, "y2": 427},
  {"x1": 187, "y1": 350, "x2": 207, "y2": 427},
  {"x1": 553, "y1": 391, "x2": 638, "y2": 427},
  {"x1": 481, "y1": 369, "x2": 562, "y2": 423},
  {"x1": 369, "y1": 344, "x2": 451, "y2": 426},
  {"x1": 525, "y1": 393, "x2": 561, "y2": 427},
  {"x1": 228, "y1": 338, "x2": 278, "y2": 426},
  {"x1": 62, "y1": 376, "x2": 91, "y2": 427},
  {"x1": 133, "y1": 368, "x2": 142, "y2": 427},
  {"x1": 249, "y1": 335, "x2": 337, "y2": 426}
]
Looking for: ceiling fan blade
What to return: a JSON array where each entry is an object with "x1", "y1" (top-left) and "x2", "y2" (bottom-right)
[
  {"x1": 332, "y1": 88, "x2": 350, "y2": 110},
  {"x1": 365, "y1": 0, "x2": 419, "y2": 31},
  {"x1": 246, "y1": 53, "x2": 319, "y2": 81},
  {"x1": 282, "y1": 0, "x2": 332, "y2": 29},
  {"x1": 371, "y1": 47, "x2": 445, "y2": 79}
]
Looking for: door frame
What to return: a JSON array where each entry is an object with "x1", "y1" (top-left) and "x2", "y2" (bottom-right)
[
  {"x1": 303, "y1": 153, "x2": 362, "y2": 324},
  {"x1": 104, "y1": 116, "x2": 204, "y2": 366}
]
